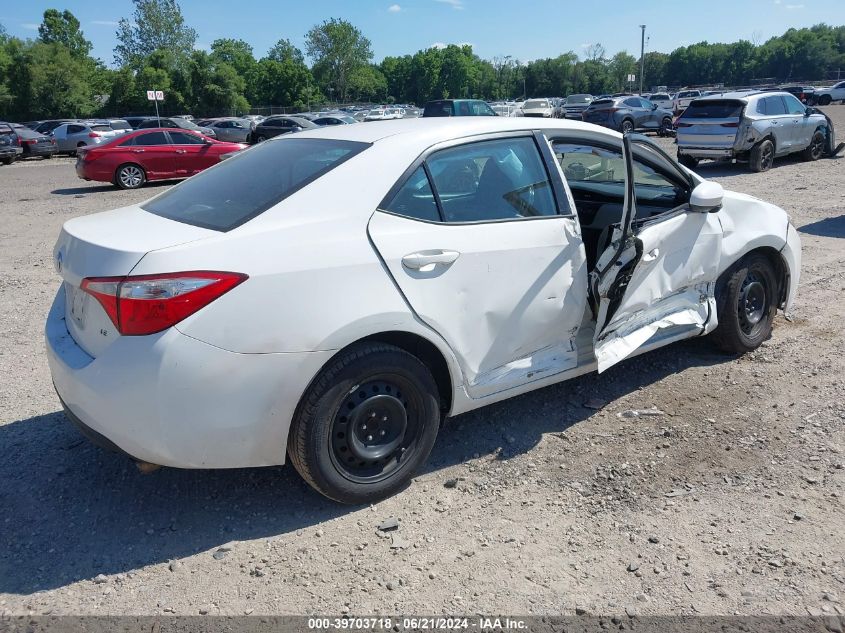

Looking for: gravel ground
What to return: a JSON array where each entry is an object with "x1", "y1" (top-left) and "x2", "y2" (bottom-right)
[{"x1": 0, "y1": 111, "x2": 843, "y2": 620}]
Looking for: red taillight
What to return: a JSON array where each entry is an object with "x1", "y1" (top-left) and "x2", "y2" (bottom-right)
[
  {"x1": 81, "y1": 271, "x2": 247, "y2": 336},
  {"x1": 22, "y1": 138, "x2": 36, "y2": 145},
  {"x1": 88, "y1": 132, "x2": 100, "y2": 138}
]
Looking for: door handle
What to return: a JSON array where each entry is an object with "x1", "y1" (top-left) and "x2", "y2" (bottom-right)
[
  {"x1": 131, "y1": 149, "x2": 145, "y2": 153},
  {"x1": 401, "y1": 250, "x2": 460, "y2": 270},
  {"x1": 175, "y1": 149, "x2": 187, "y2": 154},
  {"x1": 642, "y1": 248, "x2": 660, "y2": 262}
]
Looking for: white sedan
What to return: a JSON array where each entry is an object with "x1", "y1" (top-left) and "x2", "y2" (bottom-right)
[{"x1": 46, "y1": 117, "x2": 801, "y2": 504}]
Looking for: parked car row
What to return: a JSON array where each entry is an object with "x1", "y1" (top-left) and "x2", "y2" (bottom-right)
[{"x1": 0, "y1": 121, "x2": 57, "y2": 162}]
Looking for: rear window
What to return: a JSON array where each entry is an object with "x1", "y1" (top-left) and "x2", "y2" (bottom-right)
[
  {"x1": 91, "y1": 125, "x2": 113, "y2": 132},
  {"x1": 566, "y1": 95, "x2": 591, "y2": 104},
  {"x1": 680, "y1": 100, "x2": 743, "y2": 119},
  {"x1": 524, "y1": 100, "x2": 549, "y2": 109},
  {"x1": 590, "y1": 99, "x2": 614, "y2": 106},
  {"x1": 142, "y1": 138, "x2": 369, "y2": 231},
  {"x1": 110, "y1": 121, "x2": 131, "y2": 130},
  {"x1": 677, "y1": 91, "x2": 699, "y2": 98}
]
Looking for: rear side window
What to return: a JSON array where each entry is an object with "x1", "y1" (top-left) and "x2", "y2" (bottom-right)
[
  {"x1": 427, "y1": 137, "x2": 560, "y2": 222},
  {"x1": 381, "y1": 166, "x2": 440, "y2": 222},
  {"x1": 143, "y1": 138, "x2": 369, "y2": 231},
  {"x1": 168, "y1": 131, "x2": 205, "y2": 144},
  {"x1": 758, "y1": 97, "x2": 788, "y2": 116},
  {"x1": 680, "y1": 100, "x2": 743, "y2": 119}
]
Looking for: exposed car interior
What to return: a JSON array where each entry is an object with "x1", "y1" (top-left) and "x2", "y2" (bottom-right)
[{"x1": 551, "y1": 139, "x2": 692, "y2": 268}]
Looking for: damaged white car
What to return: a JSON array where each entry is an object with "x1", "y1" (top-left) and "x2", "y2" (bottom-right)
[{"x1": 46, "y1": 118, "x2": 801, "y2": 504}]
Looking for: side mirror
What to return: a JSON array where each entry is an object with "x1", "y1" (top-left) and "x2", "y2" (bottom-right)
[
  {"x1": 651, "y1": 103, "x2": 658, "y2": 110},
  {"x1": 804, "y1": 107, "x2": 815, "y2": 116},
  {"x1": 690, "y1": 181, "x2": 724, "y2": 213}
]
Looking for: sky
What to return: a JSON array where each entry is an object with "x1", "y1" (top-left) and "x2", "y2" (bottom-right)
[{"x1": 2, "y1": 0, "x2": 843, "y2": 66}]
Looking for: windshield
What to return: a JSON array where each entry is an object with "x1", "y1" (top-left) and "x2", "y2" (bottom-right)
[
  {"x1": 143, "y1": 138, "x2": 370, "y2": 231},
  {"x1": 524, "y1": 100, "x2": 549, "y2": 109},
  {"x1": 566, "y1": 95, "x2": 591, "y2": 104}
]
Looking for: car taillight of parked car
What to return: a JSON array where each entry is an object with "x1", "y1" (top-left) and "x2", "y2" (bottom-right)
[
  {"x1": 88, "y1": 132, "x2": 101, "y2": 138},
  {"x1": 81, "y1": 271, "x2": 248, "y2": 335}
]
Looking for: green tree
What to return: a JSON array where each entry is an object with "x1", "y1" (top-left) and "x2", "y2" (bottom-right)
[
  {"x1": 252, "y1": 39, "x2": 317, "y2": 108},
  {"x1": 38, "y1": 9, "x2": 92, "y2": 58},
  {"x1": 187, "y1": 50, "x2": 249, "y2": 115},
  {"x1": 114, "y1": 0, "x2": 197, "y2": 68},
  {"x1": 348, "y1": 65, "x2": 387, "y2": 102},
  {"x1": 305, "y1": 18, "x2": 372, "y2": 102}
]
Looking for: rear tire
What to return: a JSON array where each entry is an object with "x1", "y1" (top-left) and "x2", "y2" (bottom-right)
[
  {"x1": 115, "y1": 163, "x2": 146, "y2": 190},
  {"x1": 818, "y1": 95, "x2": 832, "y2": 106},
  {"x1": 678, "y1": 153, "x2": 699, "y2": 169},
  {"x1": 801, "y1": 130, "x2": 825, "y2": 161},
  {"x1": 287, "y1": 343, "x2": 441, "y2": 504},
  {"x1": 710, "y1": 253, "x2": 778, "y2": 354},
  {"x1": 255, "y1": 135, "x2": 267, "y2": 143},
  {"x1": 620, "y1": 119, "x2": 634, "y2": 134},
  {"x1": 1, "y1": 156, "x2": 13, "y2": 165},
  {"x1": 749, "y1": 139, "x2": 774, "y2": 172}
]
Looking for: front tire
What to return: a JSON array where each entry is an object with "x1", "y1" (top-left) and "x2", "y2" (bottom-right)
[
  {"x1": 710, "y1": 253, "x2": 778, "y2": 354},
  {"x1": 288, "y1": 343, "x2": 441, "y2": 504},
  {"x1": 749, "y1": 139, "x2": 774, "y2": 172},
  {"x1": 115, "y1": 163, "x2": 146, "y2": 189},
  {"x1": 802, "y1": 130, "x2": 825, "y2": 161},
  {"x1": 1, "y1": 156, "x2": 13, "y2": 165}
]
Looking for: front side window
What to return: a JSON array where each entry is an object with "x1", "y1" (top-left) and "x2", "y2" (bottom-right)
[
  {"x1": 426, "y1": 137, "x2": 558, "y2": 222},
  {"x1": 783, "y1": 94, "x2": 805, "y2": 115},
  {"x1": 553, "y1": 140, "x2": 690, "y2": 215},
  {"x1": 143, "y1": 138, "x2": 369, "y2": 231}
]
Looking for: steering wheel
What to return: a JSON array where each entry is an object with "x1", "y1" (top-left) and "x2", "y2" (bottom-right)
[{"x1": 565, "y1": 161, "x2": 587, "y2": 180}]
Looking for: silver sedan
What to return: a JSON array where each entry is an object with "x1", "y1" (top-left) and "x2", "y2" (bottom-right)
[{"x1": 203, "y1": 118, "x2": 252, "y2": 143}]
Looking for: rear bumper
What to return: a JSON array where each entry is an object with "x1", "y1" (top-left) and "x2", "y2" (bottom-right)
[
  {"x1": 45, "y1": 287, "x2": 335, "y2": 469},
  {"x1": 677, "y1": 146, "x2": 735, "y2": 159},
  {"x1": 25, "y1": 146, "x2": 57, "y2": 157}
]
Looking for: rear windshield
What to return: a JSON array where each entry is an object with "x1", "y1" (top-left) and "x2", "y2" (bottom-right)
[
  {"x1": 91, "y1": 125, "x2": 113, "y2": 131},
  {"x1": 142, "y1": 138, "x2": 370, "y2": 231},
  {"x1": 110, "y1": 121, "x2": 131, "y2": 130},
  {"x1": 680, "y1": 100, "x2": 744, "y2": 119},
  {"x1": 566, "y1": 95, "x2": 591, "y2": 104},
  {"x1": 590, "y1": 99, "x2": 614, "y2": 106},
  {"x1": 524, "y1": 100, "x2": 549, "y2": 108},
  {"x1": 677, "y1": 91, "x2": 699, "y2": 98}
]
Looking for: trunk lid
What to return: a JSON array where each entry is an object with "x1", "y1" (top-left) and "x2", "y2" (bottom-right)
[
  {"x1": 676, "y1": 100, "x2": 744, "y2": 150},
  {"x1": 54, "y1": 206, "x2": 218, "y2": 357}
]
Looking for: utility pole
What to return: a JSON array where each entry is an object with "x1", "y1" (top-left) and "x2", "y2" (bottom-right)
[{"x1": 639, "y1": 24, "x2": 646, "y2": 95}]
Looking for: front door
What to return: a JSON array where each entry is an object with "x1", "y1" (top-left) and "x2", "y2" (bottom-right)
[
  {"x1": 368, "y1": 134, "x2": 589, "y2": 398},
  {"x1": 166, "y1": 131, "x2": 216, "y2": 176},
  {"x1": 590, "y1": 134, "x2": 722, "y2": 372},
  {"x1": 126, "y1": 131, "x2": 177, "y2": 179}
]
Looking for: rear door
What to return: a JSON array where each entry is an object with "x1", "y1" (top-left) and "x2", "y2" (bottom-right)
[
  {"x1": 590, "y1": 135, "x2": 722, "y2": 372},
  {"x1": 368, "y1": 133, "x2": 589, "y2": 398},
  {"x1": 759, "y1": 96, "x2": 793, "y2": 151}
]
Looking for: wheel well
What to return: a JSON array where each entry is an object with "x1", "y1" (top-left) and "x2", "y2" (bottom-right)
[
  {"x1": 723, "y1": 247, "x2": 788, "y2": 309},
  {"x1": 359, "y1": 331, "x2": 453, "y2": 416}
]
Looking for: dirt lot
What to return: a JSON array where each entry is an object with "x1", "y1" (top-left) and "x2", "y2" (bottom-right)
[{"x1": 0, "y1": 110, "x2": 843, "y2": 620}]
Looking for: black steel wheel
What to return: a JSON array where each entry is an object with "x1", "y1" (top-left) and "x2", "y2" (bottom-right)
[
  {"x1": 288, "y1": 343, "x2": 440, "y2": 504},
  {"x1": 711, "y1": 253, "x2": 778, "y2": 354}
]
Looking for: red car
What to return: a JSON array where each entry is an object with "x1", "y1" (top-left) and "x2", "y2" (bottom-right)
[{"x1": 75, "y1": 128, "x2": 246, "y2": 189}]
